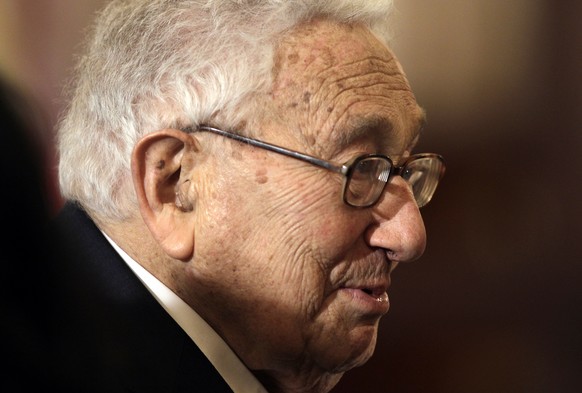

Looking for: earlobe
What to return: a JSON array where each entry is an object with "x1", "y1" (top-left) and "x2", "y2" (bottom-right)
[{"x1": 131, "y1": 129, "x2": 200, "y2": 261}]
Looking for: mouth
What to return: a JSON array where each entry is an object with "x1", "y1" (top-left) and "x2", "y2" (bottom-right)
[
  {"x1": 336, "y1": 282, "x2": 391, "y2": 316},
  {"x1": 333, "y1": 256, "x2": 393, "y2": 314},
  {"x1": 359, "y1": 287, "x2": 389, "y2": 303}
]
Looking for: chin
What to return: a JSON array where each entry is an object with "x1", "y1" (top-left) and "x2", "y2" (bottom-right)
[
  {"x1": 329, "y1": 325, "x2": 379, "y2": 373},
  {"x1": 342, "y1": 342, "x2": 377, "y2": 372}
]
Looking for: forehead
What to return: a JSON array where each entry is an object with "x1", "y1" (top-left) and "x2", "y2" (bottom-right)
[{"x1": 268, "y1": 19, "x2": 424, "y2": 156}]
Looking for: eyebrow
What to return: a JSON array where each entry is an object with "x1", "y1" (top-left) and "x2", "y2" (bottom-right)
[
  {"x1": 331, "y1": 107, "x2": 427, "y2": 153},
  {"x1": 331, "y1": 116, "x2": 393, "y2": 150}
]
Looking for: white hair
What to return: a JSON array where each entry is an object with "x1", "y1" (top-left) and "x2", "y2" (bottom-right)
[{"x1": 57, "y1": 0, "x2": 395, "y2": 220}]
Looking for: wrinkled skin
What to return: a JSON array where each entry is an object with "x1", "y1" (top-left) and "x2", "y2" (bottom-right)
[{"x1": 155, "y1": 19, "x2": 426, "y2": 393}]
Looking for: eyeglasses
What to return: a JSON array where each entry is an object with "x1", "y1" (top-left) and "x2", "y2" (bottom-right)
[{"x1": 189, "y1": 125, "x2": 445, "y2": 208}]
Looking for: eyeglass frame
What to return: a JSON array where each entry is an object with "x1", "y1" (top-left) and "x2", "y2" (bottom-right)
[{"x1": 183, "y1": 125, "x2": 445, "y2": 208}]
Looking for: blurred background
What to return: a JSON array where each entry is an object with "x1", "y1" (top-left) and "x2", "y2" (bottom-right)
[{"x1": 1, "y1": 1, "x2": 580, "y2": 392}]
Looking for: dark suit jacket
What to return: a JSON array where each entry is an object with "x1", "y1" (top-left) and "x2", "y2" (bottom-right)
[{"x1": 47, "y1": 202, "x2": 234, "y2": 392}]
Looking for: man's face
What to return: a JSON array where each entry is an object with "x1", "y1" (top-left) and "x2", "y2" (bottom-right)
[{"x1": 186, "y1": 19, "x2": 427, "y2": 383}]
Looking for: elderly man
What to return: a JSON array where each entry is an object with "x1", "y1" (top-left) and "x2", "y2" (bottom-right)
[{"x1": 51, "y1": 1, "x2": 445, "y2": 392}]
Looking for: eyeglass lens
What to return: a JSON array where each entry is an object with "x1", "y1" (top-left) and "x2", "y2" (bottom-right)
[
  {"x1": 402, "y1": 156, "x2": 443, "y2": 207},
  {"x1": 345, "y1": 157, "x2": 392, "y2": 207},
  {"x1": 345, "y1": 155, "x2": 443, "y2": 208}
]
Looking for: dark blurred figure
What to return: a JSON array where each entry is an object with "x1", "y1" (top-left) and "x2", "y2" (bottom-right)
[{"x1": 0, "y1": 76, "x2": 56, "y2": 391}]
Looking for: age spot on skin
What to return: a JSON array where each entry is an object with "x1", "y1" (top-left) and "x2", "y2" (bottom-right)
[
  {"x1": 287, "y1": 53, "x2": 299, "y2": 64},
  {"x1": 255, "y1": 168, "x2": 269, "y2": 184},
  {"x1": 302, "y1": 91, "x2": 311, "y2": 104},
  {"x1": 156, "y1": 160, "x2": 165, "y2": 169},
  {"x1": 305, "y1": 134, "x2": 316, "y2": 146}
]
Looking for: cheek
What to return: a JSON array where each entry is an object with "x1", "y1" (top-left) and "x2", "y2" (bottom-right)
[
  {"x1": 249, "y1": 169, "x2": 368, "y2": 278},
  {"x1": 194, "y1": 167, "x2": 377, "y2": 369}
]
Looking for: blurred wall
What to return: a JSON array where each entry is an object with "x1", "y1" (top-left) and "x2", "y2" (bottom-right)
[
  {"x1": 0, "y1": 0, "x2": 108, "y2": 210},
  {"x1": 1, "y1": 1, "x2": 580, "y2": 392}
]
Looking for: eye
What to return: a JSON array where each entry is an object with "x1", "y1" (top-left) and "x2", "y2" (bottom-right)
[{"x1": 355, "y1": 158, "x2": 377, "y2": 176}]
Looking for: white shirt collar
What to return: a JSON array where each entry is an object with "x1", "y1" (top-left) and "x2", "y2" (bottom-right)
[{"x1": 102, "y1": 232, "x2": 268, "y2": 393}]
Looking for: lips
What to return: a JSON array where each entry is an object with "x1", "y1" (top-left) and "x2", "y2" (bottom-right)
[
  {"x1": 337, "y1": 281, "x2": 391, "y2": 316},
  {"x1": 340, "y1": 276, "x2": 390, "y2": 299},
  {"x1": 333, "y1": 255, "x2": 393, "y2": 314},
  {"x1": 359, "y1": 286, "x2": 389, "y2": 303}
]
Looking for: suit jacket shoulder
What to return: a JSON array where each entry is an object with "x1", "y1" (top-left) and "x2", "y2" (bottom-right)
[{"x1": 49, "y1": 203, "x2": 233, "y2": 393}]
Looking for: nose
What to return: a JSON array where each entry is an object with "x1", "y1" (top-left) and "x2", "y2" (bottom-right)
[{"x1": 365, "y1": 177, "x2": 427, "y2": 262}]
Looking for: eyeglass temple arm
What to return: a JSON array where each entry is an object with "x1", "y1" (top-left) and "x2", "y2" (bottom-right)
[{"x1": 196, "y1": 126, "x2": 348, "y2": 175}]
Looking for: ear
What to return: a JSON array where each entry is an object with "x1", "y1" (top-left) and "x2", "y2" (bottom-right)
[{"x1": 131, "y1": 128, "x2": 201, "y2": 261}]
